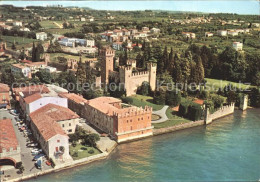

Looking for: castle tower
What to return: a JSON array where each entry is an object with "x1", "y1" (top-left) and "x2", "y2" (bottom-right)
[
  {"x1": 100, "y1": 47, "x2": 115, "y2": 86},
  {"x1": 147, "y1": 62, "x2": 157, "y2": 91}
]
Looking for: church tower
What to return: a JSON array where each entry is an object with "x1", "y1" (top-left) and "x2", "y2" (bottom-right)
[{"x1": 100, "y1": 47, "x2": 115, "y2": 86}]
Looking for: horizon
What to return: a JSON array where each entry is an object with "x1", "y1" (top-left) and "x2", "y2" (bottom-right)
[{"x1": 1, "y1": 1, "x2": 259, "y2": 15}]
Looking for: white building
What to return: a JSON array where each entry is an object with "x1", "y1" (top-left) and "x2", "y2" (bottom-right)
[
  {"x1": 112, "y1": 42, "x2": 123, "y2": 50},
  {"x1": 36, "y1": 32, "x2": 48, "y2": 41},
  {"x1": 228, "y1": 31, "x2": 238, "y2": 36},
  {"x1": 13, "y1": 21, "x2": 22, "y2": 27},
  {"x1": 233, "y1": 42, "x2": 243, "y2": 51},
  {"x1": 86, "y1": 39, "x2": 95, "y2": 47},
  {"x1": 150, "y1": 28, "x2": 160, "y2": 34},
  {"x1": 80, "y1": 17, "x2": 86, "y2": 21},
  {"x1": 11, "y1": 64, "x2": 31, "y2": 78},
  {"x1": 45, "y1": 66, "x2": 57, "y2": 73},
  {"x1": 205, "y1": 32, "x2": 213, "y2": 37},
  {"x1": 20, "y1": 27, "x2": 30, "y2": 32},
  {"x1": 217, "y1": 30, "x2": 227, "y2": 36}
]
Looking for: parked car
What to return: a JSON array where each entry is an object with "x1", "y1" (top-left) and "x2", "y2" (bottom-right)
[
  {"x1": 9, "y1": 110, "x2": 18, "y2": 116},
  {"x1": 27, "y1": 143, "x2": 38, "y2": 147},
  {"x1": 33, "y1": 153, "x2": 45, "y2": 161},
  {"x1": 35, "y1": 160, "x2": 42, "y2": 169}
]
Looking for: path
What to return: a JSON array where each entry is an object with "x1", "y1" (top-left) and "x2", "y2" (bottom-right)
[
  {"x1": 152, "y1": 106, "x2": 169, "y2": 124},
  {"x1": 53, "y1": 21, "x2": 63, "y2": 28}
]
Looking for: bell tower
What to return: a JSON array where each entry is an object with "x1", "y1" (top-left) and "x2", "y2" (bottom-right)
[{"x1": 100, "y1": 47, "x2": 115, "y2": 86}]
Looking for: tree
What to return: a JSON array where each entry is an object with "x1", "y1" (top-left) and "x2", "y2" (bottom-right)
[
  {"x1": 36, "y1": 70, "x2": 52, "y2": 83},
  {"x1": 153, "y1": 46, "x2": 163, "y2": 75},
  {"x1": 172, "y1": 54, "x2": 183, "y2": 84},
  {"x1": 180, "y1": 57, "x2": 191, "y2": 85},
  {"x1": 165, "y1": 89, "x2": 181, "y2": 107},
  {"x1": 11, "y1": 43, "x2": 16, "y2": 50},
  {"x1": 32, "y1": 42, "x2": 36, "y2": 61},
  {"x1": 153, "y1": 89, "x2": 166, "y2": 105},
  {"x1": 76, "y1": 57, "x2": 87, "y2": 84},
  {"x1": 168, "y1": 47, "x2": 174, "y2": 74},
  {"x1": 37, "y1": 42, "x2": 44, "y2": 54},
  {"x1": 82, "y1": 133, "x2": 100, "y2": 147},
  {"x1": 137, "y1": 81, "x2": 150, "y2": 96},
  {"x1": 195, "y1": 55, "x2": 205, "y2": 84},
  {"x1": 47, "y1": 41, "x2": 62, "y2": 53},
  {"x1": 162, "y1": 46, "x2": 168, "y2": 71}
]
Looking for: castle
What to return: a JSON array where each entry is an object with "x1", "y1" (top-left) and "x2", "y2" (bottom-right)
[{"x1": 100, "y1": 47, "x2": 157, "y2": 96}]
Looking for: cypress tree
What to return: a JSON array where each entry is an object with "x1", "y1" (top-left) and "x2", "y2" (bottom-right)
[
  {"x1": 162, "y1": 46, "x2": 168, "y2": 71},
  {"x1": 32, "y1": 42, "x2": 36, "y2": 62},
  {"x1": 168, "y1": 47, "x2": 174, "y2": 74},
  {"x1": 76, "y1": 57, "x2": 87, "y2": 84}
]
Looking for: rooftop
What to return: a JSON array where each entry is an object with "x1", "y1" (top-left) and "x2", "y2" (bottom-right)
[
  {"x1": 58, "y1": 93, "x2": 87, "y2": 104},
  {"x1": 0, "y1": 119, "x2": 19, "y2": 153},
  {"x1": 24, "y1": 93, "x2": 42, "y2": 104},
  {"x1": 0, "y1": 83, "x2": 10, "y2": 92},
  {"x1": 30, "y1": 103, "x2": 79, "y2": 141}
]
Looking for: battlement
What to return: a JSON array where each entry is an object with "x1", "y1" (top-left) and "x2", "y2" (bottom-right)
[
  {"x1": 147, "y1": 62, "x2": 157, "y2": 68},
  {"x1": 119, "y1": 65, "x2": 132, "y2": 71},
  {"x1": 100, "y1": 47, "x2": 115, "y2": 57},
  {"x1": 131, "y1": 71, "x2": 149, "y2": 77},
  {"x1": 113, "y1": 105, "x2": 152, "y2": 119}
]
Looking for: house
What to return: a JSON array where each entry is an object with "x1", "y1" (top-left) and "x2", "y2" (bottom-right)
[
  {"x1": 0, "y1": 119, "x2": 21, "y2": 169},
  {"x1": 112, "y1": 42, "x2": 123, "y2": 50},
  {"x1": 205, "y1": 32, "x2": 213, "y2": 37},
  {"x1": 233, "y1": 42, "x2": 243, "y2": 51},
  {"x1": 182, "y1": 32, "x2": 196, "y2": 39},
  {"x1": 20, "y1": 27, "x2": 30, "y2": 32},
  {"x1": 122, "y1": 29, "x2": 130, "y2": 36},
  {"x1": 13, "y1": 21, "x2": 22, "y2": 27},
  {"x1": 142, "y1": 27, "x2": 149, "y2": 32},
  {"x1": 80, "y1": 17, "x2": 86, "y2": 21},
  {"x1": 228, "y1": 30, "x2": 238, "y2": 36},
  {"x1": 217, "y1": 30, "x2": 227, "y2": 36},
  {"x1": 29, "y1": 104, "x2": 72, "y2": 161},
  {"x1": 11, "y1": 64, "x2": 32, "y2": 78},
  {"x1": 86, "y1": 39, "x2": 95, "y2": 47},
  {"x1": 150, "y1": 28, "x2": 160, "y2": 34},
  {"x1": 36, "y1": 32, "x2": 48, "y2": 41},
  {"x1": 0, "y1": 83, "x2": 11, "y2": 109}
]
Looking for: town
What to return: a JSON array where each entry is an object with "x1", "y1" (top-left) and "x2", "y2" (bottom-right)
[{"x1": 0, "y1": 4, "x2": 260, "y2": 182}]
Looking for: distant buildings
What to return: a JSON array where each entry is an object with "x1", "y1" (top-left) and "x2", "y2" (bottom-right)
[
  {"x1": 0, "y1": 83, "x2": 11, "y2": 109},
  {"x1": 205, "y1": 32, "x2": 213, "y2": 37},
  {"x1": 150, "y1": 28, "x2": 160, "y2": 34},
  {"x1": 58, "y1": 37, "x2": 95, "y2": 48},
  {"x1": 0, "y1": 119, "x2": 21, "y2": 169},
  {"x1": 13, "y1": 21, "x2": 22, "y2": 27},
  {"x1": 182, "y1": 32, "x2": 196, "y2": 39},
  {"x1": 228, "y1": 30, "x2": 238, "y2": 36},
  {"x1": 233, "y1": 42, "x2": 243, "y2": 51},
  {"x1": 36, "y1": 32, "x2": 48, "y2": 41},
  {"x1": 217, "y1": 30, "x2": 227, "y2": 36}
]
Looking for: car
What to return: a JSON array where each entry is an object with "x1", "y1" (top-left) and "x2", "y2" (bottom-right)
[
  {"x1": 45, "y1": 160, "x2": 51, "y2": 166},
  {"x1": 35, "y1": 160, "x2": 42, "y2": 169},
  {"x1": 27, "y1": 143, "x2": 38, "y2": 147},
  {"x1": 9, "y1": 110, "x2": 18, "y2": 116},
  {"x1": 33, "y1": 153, "x2": 45, "y2": 161}
]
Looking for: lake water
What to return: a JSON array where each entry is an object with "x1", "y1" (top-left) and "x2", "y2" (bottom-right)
[{"x1": 30, "y1": 108, "x2": 260, "y2": 182}]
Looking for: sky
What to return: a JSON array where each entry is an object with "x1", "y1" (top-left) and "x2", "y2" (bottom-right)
[{"x1": 1, "y1": 1, "x2": 259, "y2": 15}]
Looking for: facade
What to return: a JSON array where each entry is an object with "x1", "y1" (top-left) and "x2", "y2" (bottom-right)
[
  {"x1": 0, "y1": 119, "x2": 21, "y2": 169},
  {"x1": 100, "y1": 47, "x2": 157, "y2": 96},
  {"x1": 59, "y1": 93, "x2": 154, "y2": 143},
  {"x1": 228, "y1": 30, "x2": 238, "y2": 36},
  {"x1": 205, "y1": 32, "x2": 213, "y2": 37},
  {"x1": 182, "y1": 32, "x2": 196, "y2": 39},
  {"x1": 29, "y1": 104, "x2": 80, "y2": 160},
  {"x1": 36, "y1": 32, "x2": 48, "y2": 41},
  {"x1": 150, "y1": 28, "x2": 160, "y2": 34},
  {"x1": 112, "y1": 42, "x2": 123, "y2": 50},
  {"x1": 217, "y1": 30, "x2": 227, "y2": 36},
  {"x1": 0, "y1": 83, "x2": 11, "y2": 109},
  {"x1": 13, "y1": 21, "x2": 22, "y2": 26},
  {"x1": 233, "y1": 42, "x2": 243, "y2": 51}
]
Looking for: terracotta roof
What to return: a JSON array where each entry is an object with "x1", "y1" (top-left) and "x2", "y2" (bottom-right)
[
  {"x1": 30, "y1": 104, "x2": 79, "y2": 141},
  {"x1": 13, "y1": 85, "x2": 50, "y2": 96},
  {"x1": 0, "y1": 83, "x2": 10, "y2": 92},
  {"x1": 12, "y1": 64, "x2": 26, "y2": 69},
  {"x1": 0, "y1": 119, "x2": 19, "y2": 153},
  {"x1": 58, "y1": 93, "x2": 87, "y2": 104},
  {"x1": 193, "y1": 99, "x2": 204, "y2": 105},
  {"x1": 24, "y1": 93, "x2": 42, "y2": 104}
]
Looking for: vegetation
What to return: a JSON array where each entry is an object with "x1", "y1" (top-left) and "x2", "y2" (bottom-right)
[
  {"x1": 69, "y1": 143, "x2": 101, "y2": 160},
  {"x1": 128, "y1": 94, "x2": 164, "y2": 111}
]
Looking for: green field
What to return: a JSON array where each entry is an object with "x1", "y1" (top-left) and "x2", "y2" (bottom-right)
[
  {"x1": 40, "y1": 21, "x2": 63, "y2": 29},
  {"x1": 129, "y1": 94, "x2": 164, "y2": 111},
  {"x1": 205, "y1": 78, "x2": 253, "y2": 91},
  {"x1": 69, "y1": 143, "x2": 101, "y2": 160},
  {"x1": 2, "y1": 35, "x2": 39, "y2": 49}
]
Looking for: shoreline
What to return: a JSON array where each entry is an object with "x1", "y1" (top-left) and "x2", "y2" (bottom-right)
[{"x1": 6, "y1": 108, "x2": 243, "y2": 182}]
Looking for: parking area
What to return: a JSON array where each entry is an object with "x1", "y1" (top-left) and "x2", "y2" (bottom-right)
[{"x1": 0, "y1": 109, "x2": 52, "y2": 181}]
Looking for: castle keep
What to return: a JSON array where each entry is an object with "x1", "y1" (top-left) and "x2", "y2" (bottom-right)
[{"x1": 100, "y1": 47, "x2": 157, "y2": 96}]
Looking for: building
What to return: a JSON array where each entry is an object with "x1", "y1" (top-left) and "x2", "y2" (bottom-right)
[
  {"x1": 233, "y1": 42, "x2": 243, "y2": 51},
  {"x1": 13, "y1": 21, "x2": 22, "y2": 27},
  {"x1": 205, "y1": 32, "x2": 213, "y2": 37},
  {"x1": 100, "y1": 47, "x2": 156, "y2": 96},
  {"x1": 150, "y1": 28, "x2": 160, "y2": 34},
  {"x1": 12, "y1": 84, "x2": 50, "y2": 101},
  {"x1": 59, "y1": 93, "x2": 154, "y2": 143},
  {"x1": 29, "y1": 104, "x2": 73, "y2": 161},
  {"x1": 217, "y1": 30, "x2": 227, "y2": 36},
  {"x1": 44, "y1": 66, "x2": 57, "y2": 73},
  {"x1": 112, "y1": 42, "x2": 123, "y2": 51},
  {"x1": 20, "y1": 27, "x2": 30, "y2": 32},
  {"x1": 58, "y1": 37, "x2": 95, "y2": 47},
  {"x1": 142, "y1": 27, "x2": 149, "y2": 32},
  {"x1": 36, "y1": 32, "x2": 48, "y2": 41},
  {"x1": 0, "y1": 83, "x2": 11, "y2": 109},
  {"x1": 80, "y1": 17, "x2": 86, "y2": 21},
  {"x1": 182, "y1": 32, "x2": 196, "y2": 39},
  {"x1": 0, "y1": 119, "x2": 21, "y2": 169},
  {"x1": 11, "y1": 54, "x2": 49, "y2": 78},
  {"x1": 228, "y1": 30, "x2": 238, "y2": 36}
]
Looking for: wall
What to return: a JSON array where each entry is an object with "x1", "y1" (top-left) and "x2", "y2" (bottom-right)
[
  {"x1": 47, "y1": 134, "x2": 70, "y2": 161},
  {"x1": 58, "y1": 118, "x2": 80, "y2": 134},
  {"x1": 27, "y1": 97, "x2": 68, "y2": 114}
]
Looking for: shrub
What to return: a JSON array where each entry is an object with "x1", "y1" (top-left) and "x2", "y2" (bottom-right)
[
  {"x1": 72, "y1": 152, "x2": 78, "y2": 157},
  {"x1": 72, "y1": 141, "x2": 77, "y2": 147},
  {"x1": 88, "y1": 149, "x2": 94, "y2": 154},
  {"x1": 188, "y1": 104, "x2": 203, "y2": 121},
  {"x1": 121, "y1": 97, "x2": 133, "y2": 104},
  {"x1": 165, "y1": 89, "x2": 181, "y2": 107},
  {"x1": 199, "y1": 90, "x2": 209, "y2": 99},
  {"x1": 153, "y1": 90, "x2": 166, "y2": 105},
  {"x1": 178, "y1": 102, "x2": 189, "y2": 117}
]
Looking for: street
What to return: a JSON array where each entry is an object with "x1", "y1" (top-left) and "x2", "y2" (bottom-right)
[{"x1": 0, "y1": 109, "x2": 52, "y2": 181}]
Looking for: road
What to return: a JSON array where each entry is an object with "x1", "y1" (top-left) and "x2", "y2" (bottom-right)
[{"x1": 0, "y1": 109, "x2": 52, "y2": 181}]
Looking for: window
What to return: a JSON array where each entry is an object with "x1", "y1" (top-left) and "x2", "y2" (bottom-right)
[
  {"x1": 131, "y1": 126, "x2": 133, "y2": 130},
  {"x1": 138, "y1": 118, "x2": 140, "y2": 121},
  {"x1": 55, "y1": 147, "x2": 59, "y2": 152},
  {"x1": 62, "y1": 124, "x2": 65, "y2": 127},
  {"x1": 68, "y1": 129, "x2": 72, "y2": 133},
  {"x1": 69, "y1": 123, "x2": 71, "y2": 126},
  {"x1": 127, "y1": 120, "x2": 128, "y2": 123},
  {"x1": 57, "y1": 140, "x2": 60, "y2": 143}
]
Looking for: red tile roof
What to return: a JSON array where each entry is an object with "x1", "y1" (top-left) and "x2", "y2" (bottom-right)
[
  {"x1": 58, "y1": 93, "x2": 87, "y2": 104},
  {"x1": 0, "y1": 83, "x2": 10, "y2": 92},
  {"x1": 30, "y1": 104, "x2": 79, "y2": 141},
  {"x1": 193, "y1": 99, "x2": 204, "y2": 105},
  {"x1": 0, "y1": 119, "x2": 19, "y2": 153},
  {"x1": 24, "y1": 93, "x2": 42, "y2": 104},
  {"x1": 13, "y1": 85, "x2": 50, "y2": 96}
]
